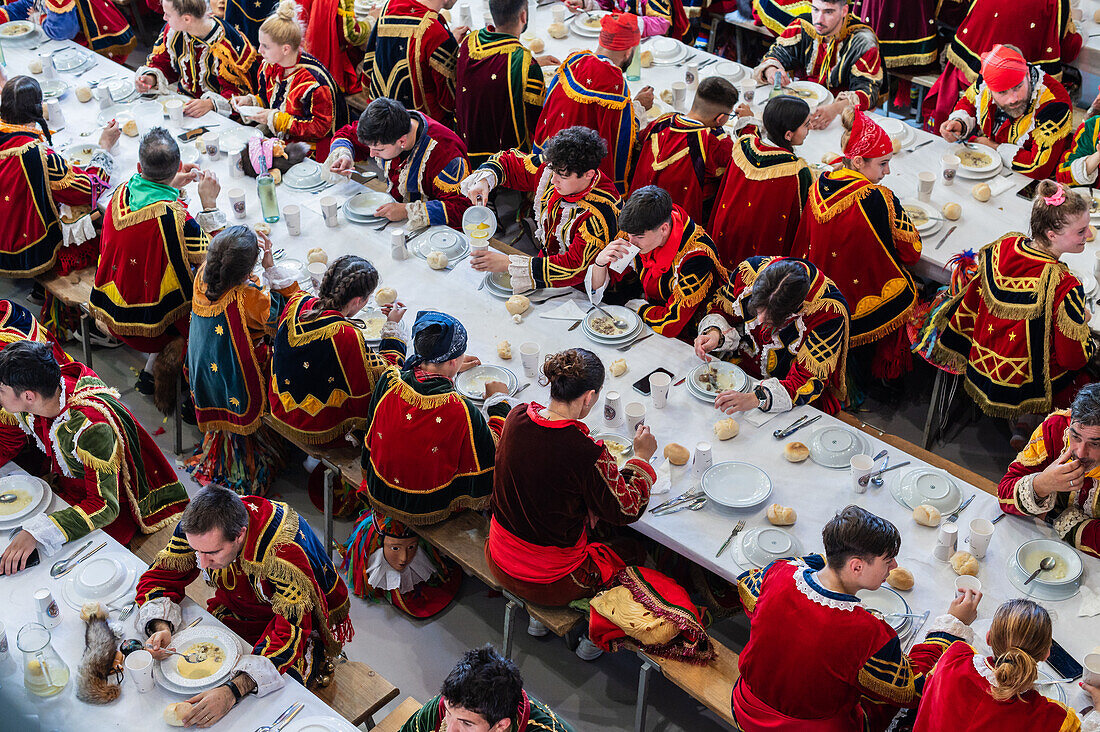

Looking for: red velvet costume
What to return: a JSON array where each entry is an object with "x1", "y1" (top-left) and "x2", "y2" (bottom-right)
[
  {"x1": 790, "y1": 168, "x2": 921, "y2": 375},
  {"x1": 922, "y1": 0, "x2": 1081, "y2": 131},
  {"x1": 330, "y1": 111, "x2": 470, "y2": 229},
  {"x1": 913, "y1": 641, "x2": 1097, "y2": 731},
  {"x1": 136, "y1": 497, "x2": 353, "y2": 685},
  {"x1": 708, "y1": 133, "x2": 812, "y2": 268},
  {"x1": 534, "y1": 51, "x2": 639, "y2": 194},
  {"x1": 0, "y1": 299, "x2": 71, "y2": 365},
  {"x1": 851, "y1": 0, "x2": 937, "y2": 70},
  {"x1": 0, "y1": 0, "x2": 135, "y2": 61},
  {"x1": 88, "y1": 177, "x2": 210, "y2": 353},
  {"x1": 477, "y1": 148, "x2": 621, "y2": 291},
  {"x1": 734, "y1": 555, "x2": 968, "y2": 731},
  {"x1": 700, "y1": 256, "x2": 849, "y2": 414},
  {"x1": 362, "y1": 0, "x2": 459, "y2": 123},
  {"x1": 929, "y1": 234, "x2": 1094, "y2": 418},
  {"x1": 300, "y1": 0, "x2": 371, "y2": 94},
  {"x1": 0, "y1": 122, "x2": 110, "y2": 277},
  {"x1": 486, "y1": 403, "x2": 655, "y2": 606},
  {"x1": 630, "y1": 113, "x2": 732, "y2": 224},
  {"x1": 249, "y1": 53, "x2": 347, "y2": 157},
  {"x1": 999, "y1": 410, "x2": 1100, "y2": 559}
]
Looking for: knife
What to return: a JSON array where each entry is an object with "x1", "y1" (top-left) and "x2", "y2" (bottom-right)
[
  {"x1": 53, "y1": 541, "x2": 107, "y2": 578},
  {"x1": 177, "y1": 125, "x2": 213, "y2": 141},
  {"x1": 348, "y1": 170, "x2": 377, "y2": 186},
  {"x1": 934, "y1": 225, "x2": 957, "y2": 250}
]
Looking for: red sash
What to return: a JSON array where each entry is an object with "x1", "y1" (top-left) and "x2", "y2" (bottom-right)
[
  {"x1": 732, "y1": 678, "x2": 858, "y2": 732},
  {"x1": 487, "y1": 516, "x2": 623, "y2": 584}
]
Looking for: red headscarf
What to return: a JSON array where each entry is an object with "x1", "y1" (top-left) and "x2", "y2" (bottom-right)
[
  {"x1": 599, "y1": 12, "x2": 640, "y2": 51},
  {"x1": 844, "y1": 110, "x2": 893, "y2": 160},
  {"x1": 981, "y1": 44, "x2": 1028, "y2": 93}
]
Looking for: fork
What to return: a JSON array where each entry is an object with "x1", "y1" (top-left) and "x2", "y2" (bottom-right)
[
  {"x1": 651, "y1": 490, "x2": 704, "y2": 514},
  {"x1": 617, "y1": 333, "x2": 653, "y2": 352},
  {"x1": 945, "y1": 494, "x2": 976, "y2": 523},
  {"x1": 715, "y1": 520, "x2": 746, "y2": 557},
  {"x1": 74, "y1": 62, "x2": 99, "y2": 78},
  {"x1": 373, "y1": 218, "x2": 392, "y2": 231}
]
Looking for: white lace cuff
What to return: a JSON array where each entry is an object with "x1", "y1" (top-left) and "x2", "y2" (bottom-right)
[
  {"x1": 263, "y1": 263, "x2": 298, "y2": 290},
  {"x1": 459, "y1": 169, "x2": 497, "y2": 197},
  {"x1": 730, "y1": 116, "x2": 760, "y2": 133},
  {"x1": 757, "y1": 377, "x2": 793, "y2": 413},
  {"x1": 1015, "y1": 474, "x2": 1056, "y2": 516},
  {"x1": 698, "y1": 313, "x2": 739, "y2": 355},
  {"x1": 1071, "y1": 155, "x2": 1098, "y2": 186},
  {"x1": 484, "y1": 392, "x2": 522, "y2": 415},
  {"x1": 406, "y1": 199, "x2": 429, "y2": 230},
  {"x1": 138, "y1": 596, "x2": 183, "y2": 636},
  {"x1": 379, "y1": 320, "x2": 406, "y2": 343},
  {"x1": 202, "y1": 91, "x2": 232, "y2": 117},
  {"x1": 1081, "y1": 708, "x2": 1099, "y2": 732},
  {"x1": 996, "y1": 142, "x2": 1021, "y2": 167},
  {"x1": 197, "y1": 208, "x2": 227, "y2": 233},
  {"x1": 135, "y1": 66, "x2": 170, "y2": 94},
  {"x1": 233, "y1": 655, "x2": 285, "y2": 697},
  {"x1": 22, "y1": 512, "x2": 66, "y2": 556},
  {"x1": 584, "y1": 265, "x2": 611, "y2": 305},
  {"x1": 1054, "y1": 505, "x2": 1091, "y2": 541},
  {"x1": 925, "y1": 613, "x2": 974, "y2": 643},
  {"x1": 88, "y1": 150, "x2": 114, "y2": 178},
  {"x1": 508, "y1": 255, "x2": 535, "y2": 293},
  {"x1": 754, "y1": 58, "x2": 784, "y2": 84},
  {"x1": 323, "y1": 145, "x2": 354, "y2": 183},
  {"x1": 947, "y1": 109, "x2": 976, "y2": 136}
]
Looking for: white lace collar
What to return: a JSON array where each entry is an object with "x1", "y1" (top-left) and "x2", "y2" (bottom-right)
[
  {"x1": 972, "y1": 650, "x2": 999, "y2": 686},
  {"x1": 792, "y1": 565, "x2": 861, "y2": 612}
]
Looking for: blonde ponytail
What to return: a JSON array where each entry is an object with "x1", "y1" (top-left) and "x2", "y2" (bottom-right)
[
  {"x1": 986, "y1": 599, "x2": 1051, "y2": 701},
  {"x1": 260, "y1": 0, "x2": 303, "y2": 49}
]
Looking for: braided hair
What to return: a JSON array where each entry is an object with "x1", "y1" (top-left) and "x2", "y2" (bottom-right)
[
  {"x1": 303, "y1": 255, "x2": 379, "y2": 319},
  {"x1": 202, "y1": 226, "x2": 259, "y2": 302},
  {"x1": 1, "y1": 76, "x2": 51, "y2": 145}
]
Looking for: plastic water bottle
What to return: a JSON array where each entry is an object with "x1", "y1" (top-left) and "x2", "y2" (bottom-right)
[{"x1": 257, "y1": 174, "x2": 280, "y2": 223}]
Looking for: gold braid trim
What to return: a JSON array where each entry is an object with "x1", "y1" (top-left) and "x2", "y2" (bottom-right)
[
  {"x1": 390, "y1": 367, "x2": 462, "y2": 410},
  {"x1": 856, "y1": 665, "x2": 916, "y2": 705},
  {"x1": 150, "y1": 543, "x2": 198, "y2": 573},
  {"x1": 978, "y1": 238, "x2": 1060, "y2": 321},
  {"x1": 109, "y1": 189, "x2": 184, "y2": 229},
  {"x1": 0, "y1": 138, "x2": 38, "y2": 161},
  {"x1": 807, "y1": 177, "x2": 877, "y2": 223},
  {"x1": 1056, "y1": 298, "x2": 1090, "y2": 342},
  {"x1": 553, "y1": 54, "x2": 630, "y2": 111},
  {"x1": 731, "y1": 136, "x2": 808, "y2": 181},
  {"x1": 0, "y1": 409, "x2": 18, "y2": 426},
  {"x1": 946, "y1": 46, "x2": 980, "y2": 83}
]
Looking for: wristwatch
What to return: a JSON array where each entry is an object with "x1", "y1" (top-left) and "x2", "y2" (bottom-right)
[{"x1": 753, "y1": 385, "x2": 771, "y2": 412}]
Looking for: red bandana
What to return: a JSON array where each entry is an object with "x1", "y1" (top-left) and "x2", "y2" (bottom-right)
[
  {"x1": 599, "y1": 12, "x2": 640, "y2": 51},
  {"x1": 981, "y1": 44, "x2": 1028, "y2": 93},
  {"x1": 844, "y1": 110, "x2": 893, "y2": 160}
]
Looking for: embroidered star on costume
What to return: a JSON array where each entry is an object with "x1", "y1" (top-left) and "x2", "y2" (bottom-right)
[
  {"x1": 1009, "y1": 333, "x2": 1016, "y2": 340},
  {"x1": 435, "y1": 416, "x2": 442, "y2": 423},
  {"x1": 229, "y1": 397, "x2": 240, "y2": 405},
  {"x1": 214, "y1": 325, "x2": 224, "y2": 335},
  {"x1": 210, "y1": 362, "x2": 218, "y2": 372}
]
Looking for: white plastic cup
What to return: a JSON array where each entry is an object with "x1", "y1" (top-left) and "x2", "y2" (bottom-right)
[
  {"x1": 941, "y1": 153, "x2": 959, "y2": 187},
  {"x1": 1083, "y1": 650, "x2": 1100, "y2": 687},
  {"x1": 954, "y1": 574, "x2": 982, "y2": 594},
  {"x1": 917, "y1": 171, "x2": 935, "y2": 202},
  {"x1": 650, "y1": 371, "x2": 671, "y2": 408},
  {"x1": 458, "y1": 2, "x2": 472, "y2": 24},
  {"x1": 966, "y1": 517, "x2": 994, "y2": 559},
  {"x1": 671, "y1": 82, "x2": 688, "y2": 109},
  {"x1": 933, "y1": 542, "x2": 953, "y2": 561},
  {"x1": 39, "y1": 54, "x2": 57, "y2": 80},
  {"x1": 604, "y1": 390, "x2": 623, "y2": 426},
  {"x1": 391, "y1": 230, "x2": 408, "y2": 261},
  {"x1": 937, "y1": 522, "x2": 959, "y2": 550},
  {"x1": 320, "y1": 196, "x2": 339, "y2": 227},
  {"x1": 552, "y1": 5, "x2": 565, "y2": 21},
  {"x1": 850, "y1": 454, "x2": 874, "y2": 494},
  {"x1": 738, "y1": 79, "x2": 755, "y2": 105},
  {"x1": 228, "y1": 188, "x2": 246, "y2": 219},
  {"x1": 283, "y1": 204, "x2": 301, "y2": 236},
  {"x1": 625, "y1": 402, "x2": 646, "y2": 434},
  {"x1": 692, "y1": 441, "x2": 712, "y2": 481},
  {"x1": 519, "y1": 341, "x2": 540, "y2": 379},
  {"x1": 307, "y1": 261, "x2": 327, "y2": 288},
  {"x1": 125, "y1": 649, "x2": 154, "y2": 693},
  {"x1": 33, "y1": 589, "x2": 61, "y2": 630},
  {"x1": 685, "y1": 63, "x2": 699, "y2": 87},
  {"x1": 45, "y1": 99, "x2": 65, "y2": 130},
  {"x1": 165, "y1": 98, "x2": 184, "y2": 123},
  {"x1": 204, "y1": 131, "x2": 220, "y2": 160}
]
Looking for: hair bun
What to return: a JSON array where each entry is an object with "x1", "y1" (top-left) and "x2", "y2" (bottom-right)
[
  {"x1": 542, "y1": 350, "x2": 584, "y2": 382},
  {"x1": 276, "y1": 0, "x2": 298, "y2": 20}
]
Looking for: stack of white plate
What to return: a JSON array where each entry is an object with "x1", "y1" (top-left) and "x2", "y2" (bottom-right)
[
  {"x1": 954, "y1": 144, "x2": 1002, "y2": 180},
  {"x1": 593, "y1": 432, "x2": 634, "y2": 467},
  {"x1": 755, "y1": 80, "x2": 833, "y2": 111},
  {"x1": 0, "y1": 474, "x2": 50, "y2": 530},
  {"x1": 284, "y1": 160, "x2": 327, "y2": 191},
  {"x1": 686, "y1": 361, "x2": 749, "y2": 403},
  {"x1": 581, "y1": 305, "x2": 643, "y2": 347},
  {"x1": 105, "y1": 78, "x2": 139, "y2": 105},
  {"x1": 1006, "y1": 538, "x2": 1084, "y2": 601},
  {"x1": 342, "y1": 190, "x2": 395, "y2": 224},
  {"x1": 857, "y1": 585, "x2": 913, "y2": 637},
  {"x1": 52, "y1": 47, "x2": 93, "y2": 73},
  {"x1": 711, "y1": 61, "x2": 746, "y2": 83},
  {"x1": 455, "y1": 364, "x2": 519, "y2": 402},
  {"x1": 890, "y1": 467, "x2": 962, "y2": 513},
  {"x1": 154, "y1": 626, "x2": 241, "y2": 695},
  {"x1": 731, "y1": 526, "x2": 803, "y2": 568},
  {"x1": 701, "y1": 462, "x2": 772, "y2": 508},
  {"x1": 570, "y1": 10, "x2": 608, "y2": 36},
  {"x1": 1070, "y1": 266, "x2": 1098, "y2": 303},
  {"x1": 353, "y1": 306, "x2": 388, "y2": 345},
  {"x1": 484, "y1": 271, "x2": 536, "y2": 299},
  {"x1": 288, "y1": 716, "x2": 354, "y2": 732},
  {"x1": 900, "y1": 198, "x2": 942, "y2": 237},
  {"x1": 408, "y1": 228, "x2": 471, "y2": 264},
  {"x1": 40, "y1": 79, "x2": 68, "y2": 99},
  {"x1": 650, "y1": 37, "x2": 690, "y2": 65},
  {"x1": 60, "y1": 550, "x2": 138, "y2": 610},
  {"x1": 807, "y1": 425, "x2": 871, "y2": 469},
  {"x1": 876, "y1": 116, "x2": 914, "y2": 148}
]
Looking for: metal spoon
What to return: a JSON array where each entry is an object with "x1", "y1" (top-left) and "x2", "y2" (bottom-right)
[
  {"x1": 49, "y1": 539, "x2": 94, "y2": 578},
  {"x1": 869, "y1": 450, "x2": 888, "y2": 487},
  {"x1": 591, "y1": 303, "x2": 628, "y2": 330},
  {"x1": 157, "y1": 647, "x2": 208, "y2": 664},
  {"x1": 0, "y1": 492, "x2": 18, "y2": 503},
  {"x1": 1023, "y1": 556, "x2": 1056, "y2": 586},
  {"x1": 858, "y1": 461, "x2": 911, "y2": 487}
]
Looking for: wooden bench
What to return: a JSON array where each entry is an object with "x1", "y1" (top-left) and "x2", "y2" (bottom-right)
[
  {"x1": 347, "y1": 92, "x2": 372, "y2": 116},
  {"x1": 128, "y1": 520, "x2": 178, "y2": 565},
  {"x1": 633, "y1": 638, "x2": 740, "y2": 731},
  {"x1": 312, "y1": 657, "x2": 400, "y2": 728},
  {"x1": 369, "y1": 696, "x2": 423, "y2": 732},
  {"x1": 36, "y1": 265, "x2": 96, "y2": 368}
]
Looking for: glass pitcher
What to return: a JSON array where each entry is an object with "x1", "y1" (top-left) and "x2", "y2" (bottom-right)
[
  {"x1": 462, "y1": 205, "x2": 498, "y2": 242},
  {"x1": 17, "y1": 623, "x2": 70, "y2": 697}
]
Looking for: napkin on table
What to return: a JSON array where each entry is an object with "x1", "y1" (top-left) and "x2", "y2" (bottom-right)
[
  {"x1": 537, "y1": 299, "x2": 589, "y2": 321},
  {"x1": 1078, "y1": 585, "x2": 1100, "y2": 617}
]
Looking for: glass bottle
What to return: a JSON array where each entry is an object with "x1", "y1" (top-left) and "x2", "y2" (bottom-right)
[
  {"x1": 257, "y1": 174, "x2": 280, "y2": 223},
  {"x1": 768, "y1": 74, "x2": 784, "y2": 99},
  {"x1": 626, "y1": 45, "x2": 641, "y2": 82}
]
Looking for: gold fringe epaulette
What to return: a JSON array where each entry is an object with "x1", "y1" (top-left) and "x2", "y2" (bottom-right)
[{"x1": 731, "y1": 136, "x2": 807, "y2": 181}]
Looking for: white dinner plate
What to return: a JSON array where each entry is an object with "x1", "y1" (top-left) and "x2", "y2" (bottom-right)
[
  {"x1": 65, "y1": 143, "x2": 101, "y2": 168},
  {"x1": 60, "y1": 551, "x2": 138, "y2": 610},
  {"x1": 875, "y1": 116, "x2": 913, "y2": 147},
  {"x1": 766, "y1": 80, "x2": 831, "y2": 108},
  {"x1": 808, "y1": 426, "x2": 871, "y2": 469},
  {"x1": 593, "y1": 432, "x2": 634, "y2": 467},
  {"x1": 857, "y1": 585, "x2": 909, "y2": 631},
  {"x1": 40, "y1": 79, "x2": 68, "y2": 99},
  {"x1": 1070, "y1": 267, "x2": 1098, "y2": 297},
  {"x1": 455, "y1": 364, "x2": 518, "y2": 402},
  {"x1": 52, "y1": 47, "x2": 90, "y2": 72},
  {"x1": 569, "y1": 10, "x2": 609, "y2": 36},
  {"x1": 701, "y1": 462, "x2": 772, "y2": 508},
  {"x1": 220, "y1": 126, "x2": 263, "y2": 153},
  {"x1": 408, "y1": 228, "x2": 471, "y2": 264},
  {"x1": 346, "y1": 190, "x2": 395, "y2": 217},
  {"x1": 0, "y1": 20, "x2": 36, "y2": 41},
  {"x1": 289, "y1": 715, "x2": 355, "y2": 732},
  {"x1": 687, "y1": 361, "x2": 749, "y2": 402},
  {"x1": 158, "y1": 625, "x2": 241, "y2": 691},
  {"x1": 354, "y1": 306, "x2": 388, "y2": 344},
  {"x1": 711, "y1": 61, "x2": 745, "y2": 82},
  {"x1": 0, "y1": 474, "x2": 49, "y2": 528},
  {"x1": 891, "y1": 467, "x2": 963, "y2": 514},
  {"x1": 284, "y1": 159, "x2": 324, "y2": 186},
  {"x1": 582, "y1": 306, "x2": 642, "y2": 343},
  {"x1": 1005, "y1": 554, "x2": 1081, "y2": 602},
  {"x1": 737, "y1": 527, "x2": 803, "y2": 568},
  {"x1": 954, "y1": 145, "x2": 1001, "y2": 176},
  {"x1": 899, "y1": 199, "x2": 942, "y2": 236}
]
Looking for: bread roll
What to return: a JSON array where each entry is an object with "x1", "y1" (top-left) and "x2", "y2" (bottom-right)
[
  {"x1": 950, "y1": 551, "x2": 979, "y2": 577},
  {"x1": 253, "y1": 222, "x2": 271, "y2": 235},
  {"x1": 427, "y1": 250, "x2": 449, "y2": 270},
  {"x1": 528, "y1": 37, "x2": 545, "y2": 53},
  {"x1": 640, "y1": 50, "x2": 654, "y2": 67},
  {"x1": 497, "y1": 340, "x2": 512, "y2": 359},
  {"x1": 1089, "y1": 225, "x2": 1097, "y2": 243},
  {"x1": 784, "y1": 441, "x2": 810, "y2": 463},
  {"x1": 971, "y1": 182, "x2": 991, "y2": 202},
  {"x1": 79, "y1": 601, "x2": 106, "y2": 621},
  {"x1": 664, "y1": 443, "x2": 689, "y2": 466},
  {"x1": 887, "y1": 567, "x2": 914, "y2": 591},
  {"x1": 891, "y1": 137, "x2": 902, "y2": 154},
  {"x1": 942, "y1": 202, "x2": 961, "y2": 220},
  {"x1": 609, "y1": 358, "x2": 628, "y2": 377},
  {"x1": 29, "y1": 59, "x2": 43, "y2": 74},
  {"x1": 548, "y1": 21, "x2": 567, "y2": 38},
  {"x1": 306, "y1": 247, "x2": 328, "y2": 264},
  {"x1": 912, "y1": 504, "x2": 942, "y2": 527},
  {"x1": 713, "y1": 417, "x2": 739, "y2": 441},
  {"x1": 75, "y1": 85, "x2": 93, "y2": 103},
  {"x1": 766, "y1": 503, "x2": 796, "y2": 526},
  {"x1": 164, "y1": 702, "x2": 193, "y2": 727},
  {"x1": 374, "y1": 287, "x2": 397, "y2": 305},
  {"x1": 659, "y1": 88, "x2": 675, "y2": 105},
  {"x1": 122, "y1": 119, "x2": 139, "y2": 137},
  {"x1": 505, "y1": 294, "x2": 530, "y2": 315},
  {"x1": 1094, "y1": 7, "x2": 1100, "y2": 22}
]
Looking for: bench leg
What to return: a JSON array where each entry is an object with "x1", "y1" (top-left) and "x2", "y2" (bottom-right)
[
  {"x1": 502, "y1": 596, "x2": 520, "y2": 660},
  {"x1": 634, "y1": 655, "x2": 657, "y2": 732},
  {"x1": 174, "y1": 373, "x2": 184, "y2": 455},
  {"x1": 322, "y1": 464, "x2": 335, "y2": 558},
  {"x1": 79, "y1": 306, "x2": 93, "y2": 370}
]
